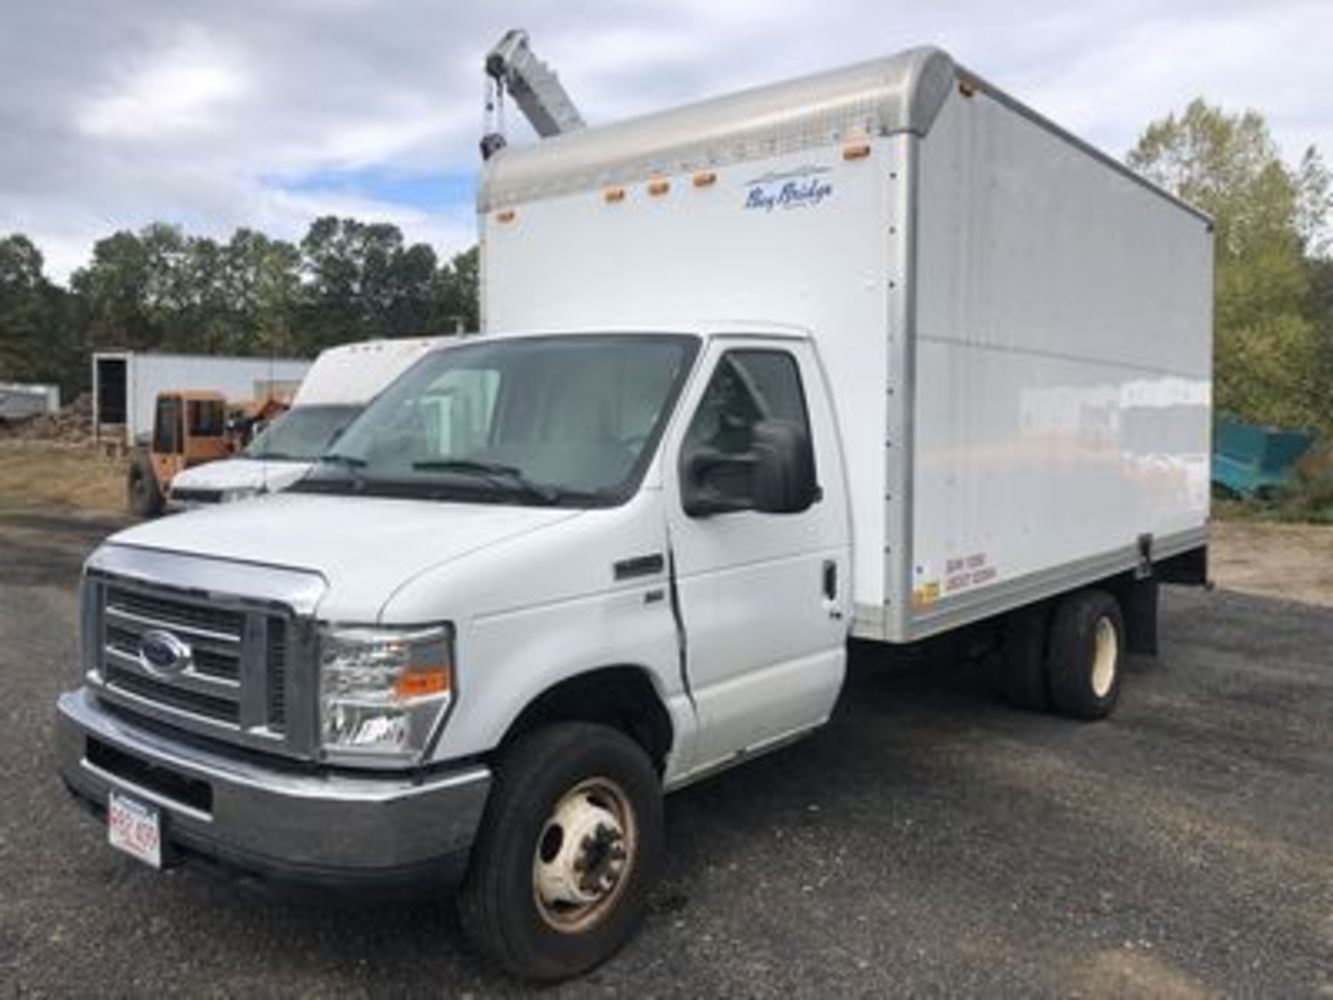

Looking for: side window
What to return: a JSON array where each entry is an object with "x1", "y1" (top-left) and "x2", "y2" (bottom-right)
[
  {"x1": 681, "y1": 349, "x2": 812, "y2": 505},
  {"x1": 187, "y1": 399, "x2": 225, "y2": 437},
  {"x1": 153, "y1": 397, "x2": 181, "y2": 454}
]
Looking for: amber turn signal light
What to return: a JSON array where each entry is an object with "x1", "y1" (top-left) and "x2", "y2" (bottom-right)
[{"x1": 394, "y1": 667, "x2": 451, "y2": 699}]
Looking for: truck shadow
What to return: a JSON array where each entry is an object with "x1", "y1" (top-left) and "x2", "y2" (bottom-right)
[
  {"x1": 94, "y1": 645, "x2": 987, "y2": 984},
  {"x1": 146, "y1": 641, "x2": 1019, "y2": 985},
  {"x1": 107, "y1": 618, "x2": 1205, "y2": 993}
]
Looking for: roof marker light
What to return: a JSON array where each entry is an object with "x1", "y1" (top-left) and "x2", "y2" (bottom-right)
[
  {"x1": 842, "y1": 142, "x2": 871, "y2": 161},
  {"x1": 647, "y1": 178, "x2": 670, "y2": 197},
  {"x1": 496, "y1": 209, "x2": 517, "y2": 224},
  {"x1": 604, "y1": 186, "x2": 626, "y2": 204},
  {"x1": 692, "y1": 170, "x2": 717, "y2": 188}
]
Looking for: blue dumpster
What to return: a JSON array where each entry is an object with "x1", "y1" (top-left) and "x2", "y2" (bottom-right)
[{"x1": 1212, "y1": 418, "x2": 1315, "y2": 496}]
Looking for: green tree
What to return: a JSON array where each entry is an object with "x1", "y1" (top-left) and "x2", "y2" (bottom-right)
[
  {"x1": 298, "y1": 216, "x2": 472, "y2": 348},
  {"x1": 1127, "y1": 100, "x2": 1331, "y2": 432},
  {"x1": 441, "y1": 245, "x2": 480, "y2": 332},
  {"x1": 0, "y1": 234, "x2": 48, "y2": 376},
  {"x1": 6, "y1": 219, "x2": 480, "y2": 398},
  {"x1": 225, "y1": 229, "x2": 302, "y2": 356},
  {"x1": 71, "y1": 229, "x2": 158, "y2": 351},
  {"x1": 0, "y1": 234, "x2": 79, "y2": 390}
]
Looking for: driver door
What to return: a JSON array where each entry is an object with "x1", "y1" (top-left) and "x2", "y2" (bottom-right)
[{"x1": 664, "y1": 337, "x2": 850, "y2": 773}]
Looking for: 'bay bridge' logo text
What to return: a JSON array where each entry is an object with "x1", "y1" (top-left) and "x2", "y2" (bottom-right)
[{"x1": 743, "y1": 166, "x2": 834, "y2": 213}]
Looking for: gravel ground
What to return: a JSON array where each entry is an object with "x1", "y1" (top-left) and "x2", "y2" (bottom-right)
[{"x1": 1, "y1": 512, "x2": 1330, "y2": 997}]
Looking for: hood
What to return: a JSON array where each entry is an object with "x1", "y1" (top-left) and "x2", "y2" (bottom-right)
[
  {"x1": 109, "y1": 492, "x2": 583, "y2": 620},
  {"x1": 170, "y1": 457, "x2": 313, "y2": 495}
]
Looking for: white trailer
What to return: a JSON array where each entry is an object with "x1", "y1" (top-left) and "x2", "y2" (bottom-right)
[
  {"x1": 92, "y1": 351, "x2": 311, "y2": 446},
  {"x1": 0, "y1": 381, "x2": 60, "y2": 420},
  {"x1": 481, "y1": 45, "x2": 1213, "y2": 644}
]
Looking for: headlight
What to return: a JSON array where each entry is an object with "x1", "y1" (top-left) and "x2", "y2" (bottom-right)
[
  {"x1": 318, "y1": 624, "x2": 453, "y2": 764},
  {"x1": 219, "y1": 486, "x2": 264, "y2": 503}
]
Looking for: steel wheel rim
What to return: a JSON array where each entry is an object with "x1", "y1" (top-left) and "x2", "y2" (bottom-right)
[
  {"x1": 1091, "y1": 615, "x2": 1118, "y2": 698},
  {"x1": 532, "y1": 776, "x2": 638, "y2": 934}
]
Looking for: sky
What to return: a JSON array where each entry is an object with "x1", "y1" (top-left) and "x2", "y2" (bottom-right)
[{"x1": 1, "y1": 0, "x2": 1329, "y2": 282}]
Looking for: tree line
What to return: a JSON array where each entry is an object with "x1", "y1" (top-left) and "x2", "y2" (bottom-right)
[
  {"x1": 0, "y1": 217, "x2": 479, "y2": 400},
  {"x1": 1128, "y1": 100, "x2": 1332, "y2": 436},
  {"x1": 1, "y1": 100, "x2": 1330, "y2": 434}
]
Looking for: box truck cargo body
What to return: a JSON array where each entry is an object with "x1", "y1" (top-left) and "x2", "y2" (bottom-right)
[
  {"x1": 56, "y1": 45, "x2": 1212, "y2": 980},
  {"x1": 481, "y1": 47, "x2": 1212, "y2": 642}
]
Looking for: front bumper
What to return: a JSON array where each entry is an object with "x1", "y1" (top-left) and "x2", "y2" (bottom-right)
[{"x1": 56, "y1": 687, "x2": 491, "y2": 885}]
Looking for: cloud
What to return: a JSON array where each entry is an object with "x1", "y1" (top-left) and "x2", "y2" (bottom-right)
[
  {"x1": 77, "y1": 29, "x2": 250, "y2": 140},
  {"x1": 0, "y1": 0, "x2": 1329, "y2": 282}
]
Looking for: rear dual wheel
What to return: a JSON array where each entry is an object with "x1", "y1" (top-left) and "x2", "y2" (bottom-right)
[
  {"x1": 1001, "y1": 588, "x2": 1125, "y2": 720},
  {"x1": 1047, "y1": 589, "x2": 1124, "y2": 719}
]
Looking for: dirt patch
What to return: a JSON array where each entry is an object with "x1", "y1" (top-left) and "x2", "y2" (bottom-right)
[
  {"x1": 0, "y1": 440, "x2": 126, "y2": 514},
  {"x1": 1209, "y1": 520, "x2": 1333, "y2": 608},
  {"x1": 1077, "y1": 950, "x2": 1212, "y2": 1000}
]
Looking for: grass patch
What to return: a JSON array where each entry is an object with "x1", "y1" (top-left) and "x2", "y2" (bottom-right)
[{"x1": 0, "y1": 440, "x2": 127, "y2": 514}]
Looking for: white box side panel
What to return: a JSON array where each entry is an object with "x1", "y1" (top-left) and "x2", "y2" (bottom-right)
[
  {"x1": 909, "y1": 89, "x2": 1212, "y2": 629},
  {"x1": 484, "y1": 143, "x2": 899, "y2": 607}
]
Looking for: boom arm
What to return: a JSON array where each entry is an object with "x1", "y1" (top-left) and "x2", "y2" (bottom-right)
[{"x1": 482, "y1": 29, "x2": 584, "y2": 159}]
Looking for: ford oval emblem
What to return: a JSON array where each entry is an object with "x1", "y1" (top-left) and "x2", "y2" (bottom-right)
[{"x1": 138, "y1": 629, "x2": 193, "y2": 677}]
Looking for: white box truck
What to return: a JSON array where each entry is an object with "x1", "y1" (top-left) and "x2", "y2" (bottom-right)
[
  {"x1": 167, "y1": 336, "x2": 455, "y2": 510},
  {"x1": 56, "y1": 46, "x2": 1211, "y2": 981}
]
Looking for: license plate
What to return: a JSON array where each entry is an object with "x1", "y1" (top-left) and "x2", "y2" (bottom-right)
[{"x1": 108, "y1": 792, "x2": 162, "y2": 868}]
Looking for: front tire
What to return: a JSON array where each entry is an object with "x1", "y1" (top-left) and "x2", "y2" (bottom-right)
[
  {"x1": 459, "y1": 722, "x2": 664, "y2": 982},
  {"x1": 1045, "y1": 589, "x2": 1125, "y2": 720},
  {"x1": 126, "y1": 453, "x2": 164, "y2": 518}
]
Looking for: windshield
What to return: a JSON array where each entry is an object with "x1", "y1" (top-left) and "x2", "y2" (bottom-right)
[
  {"x1": 244, "y1": 405, "x2": 361, "y2": 461},
  {"x1": 294, "y1": 334, "x2": 699, "y2": 506}
]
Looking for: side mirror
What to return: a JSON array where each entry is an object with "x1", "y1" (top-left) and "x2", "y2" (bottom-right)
[
  {"x1": 751, "y1": 419, "x2": 818, "y2": 514},
  {"x1": 682, "y1": 419, "x2": 817, "y2": 517}
]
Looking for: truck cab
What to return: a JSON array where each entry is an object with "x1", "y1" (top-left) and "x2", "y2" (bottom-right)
[{"x1": 59, "y1": 325, "x2": 851, "y2": 974}]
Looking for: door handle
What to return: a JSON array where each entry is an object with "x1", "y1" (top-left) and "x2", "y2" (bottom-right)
[{"x1": 822, "y1": 560, "x2": 837, "y2": 600}]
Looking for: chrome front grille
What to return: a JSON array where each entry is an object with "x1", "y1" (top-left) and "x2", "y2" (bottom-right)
[{"x1": 86, "y1": 573, "x2": 315, "y2": 758}]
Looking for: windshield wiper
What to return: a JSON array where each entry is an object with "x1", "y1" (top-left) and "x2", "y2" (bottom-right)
[
  {"x1": 250, "y1": 451, "x2": 297, "y2": 461},
  {"x1": 320, "y1": 452, "x2": 367, "y2": 469},
  {"x1": 307, "y1": 451, "x2": 367, "y2": 489},
  {"x1": 411, "y1": 459, "x2": 561, "y2": 504}
]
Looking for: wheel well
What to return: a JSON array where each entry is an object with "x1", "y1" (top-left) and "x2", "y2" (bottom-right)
[{"x1": 499, "y1": 667, "x2": 674, "y2": 772}]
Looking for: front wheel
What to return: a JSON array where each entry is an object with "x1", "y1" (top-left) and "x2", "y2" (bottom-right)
[
  {"x1": 126, "y1": 452, "x2": 164, "y2": 518},
  {"x1": 459, "y1": 722, "x2": 664, "y2": 981}
]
